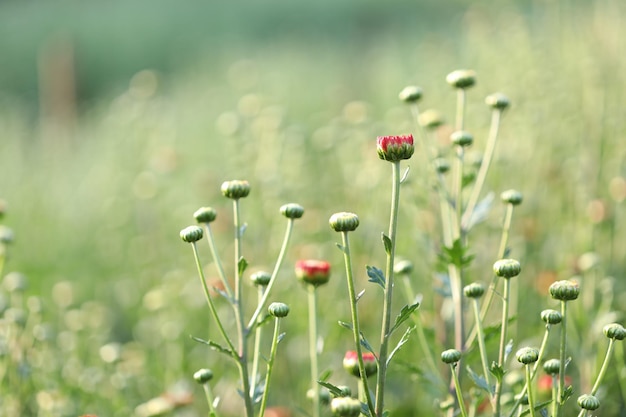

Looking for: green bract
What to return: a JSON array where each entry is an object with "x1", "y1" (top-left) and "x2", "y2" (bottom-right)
[
  {"x1": 329, "y1": 212, "x2": 360, "y2": 232},
  {"x1": 180, "y1": 225, "x2": 203, "y2": 243},
  {"x1": 549, "y1": 280, "x2": 580, "y2": 301}
]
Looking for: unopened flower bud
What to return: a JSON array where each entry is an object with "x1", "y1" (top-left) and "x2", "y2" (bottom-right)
[
  {"x1": 330, "y1": 397, "x2": 361, "y2": 417},
  {"x1": 250, "y1": 271, "x2": 272, "y2": 287},
  {"x1": 549, "y1": 280, "x2": 580, "y2": 301},
  {"x1": 280, "y1": 203, "x2": 304, "y2": 219},
  {"x1": 343, "y1": 350, "x2": 377, "y2": 378},
  {"x1": 335, "y1": 385, "x2": 352, "y2": 397},
  {"x1": 268, "y1": 302, "x2": 290, "y2": 318},
  {"x1": 398, "y1": 86, "x2": 423, "y2": 103},
  {"x1": 603, "y1": 323, "x2": 626, "y2": 340},
  {"x1": 377, "y1": 134, "x2": 415, "y2": 162},
  {"x1": 419, "y1": 109, "x2": 445, "y2": 130},
  {"x1": 446, "y1": 69, "x2": 477, "y2": 89},
  {"x1": 434, "y1": 158, "x2": 450, "y2": 174},
  {"x1": 441, "y1": 349, "x2": 462, "y2": 364},
  {"x1": 307, "y1": 388, "x2": 330, "y2": 406},
  {"x1": 180, "y1": 225, "x2": 203, "y2": 243},
  {"x1": 516, "y1": 347, "x2": 539, "y2": 365},
  {"x1": 500, "y1": 189, "x2": 523, "y2": 206},
  {"x1": 543, "y1": 359, "x2": 561, "y2": 376},
  {"x1": 193, "y1": 368, "x2": 214, "y2": 384},
  {"x1": 450, "y1": 130, "x2": 473, "y2": 147},
  {"x1": 295, "y1": 260, "x2": 330, "y2": 287},
  {"x1": 541, "y1": 309, "x2": 562, "y2": 325},
  {"x1": 394, "y1": 260, "x2": 414, "y2": 275},
  {"x1": 463, "y1": 283, "x2": 485, "y2": 298},
  {"x1": 3, "y1": 272, "x2": 28, "y2": 293},
  {"x1": 493, "y1": 259, "x2": 521, "y2": 279},
  {"x1": 577, "y1": 394, "x2": 600, "y2": 411},
  {"x1": 194, "y1": 207, "x2": 217, "y2": 223},
  {"x1": 329, "y1": 212, "x2": 359, "y2": 232},
  {"x1": 221, "y1": 180, "x2": 250, "y2": 199},
  {"x1": 485, "y1": 93, "x2": 510, "y2": 110}
]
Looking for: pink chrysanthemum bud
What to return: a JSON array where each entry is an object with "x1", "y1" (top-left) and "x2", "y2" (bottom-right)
[
  {"x1": 377, "y1": 134, "x2": 414, "y2": 162},
  {"x1": 343, "y1": 350, "x2": 377, "y2": 378},
  {"x1": 295, "y1": 260, "x2": 330, "y2": 287}
]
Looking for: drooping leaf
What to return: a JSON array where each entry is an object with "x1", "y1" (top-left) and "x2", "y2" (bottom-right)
[
  {"x1": 366, "y1": 265, "x2": 385, "y2": 289},
  {"x1": 390, "y1": 302, "x2": 420, "y2": 335},
  {"x1": 238, "y1": 257, "x2": 248, "y2": 276},
  {"x1": 466, "y1": 365, "x2": 494, "y2": 395},
  {"x1": 317, "y1": 380, "x2": 345, "y2": 397},
  {"x1": 190, "y1": 335, "x2": 235, "y2": 358},
  {"x1": 387, "y1": 325, "x2": 415, "y2": 366},
  {"x1": 382, "y1": 233, "x2": 393, "y2": 255}
]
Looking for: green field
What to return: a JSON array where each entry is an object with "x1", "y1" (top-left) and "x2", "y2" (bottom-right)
[{"x1": 2, "y1": 0, "x2": 626, "y2": 416}]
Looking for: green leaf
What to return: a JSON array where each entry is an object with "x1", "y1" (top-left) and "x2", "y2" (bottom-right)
[
  {"x1": 466, "y1": 365, "x2": 494, "y2": 395},
  {"x1": 318, "y1": 369, "x2": 333, "y2": 383},
  {"x1": 489, "y1": 362, "x2": 506, "y2": 382},
  {"x1": 519, "y1": 400, "x2": 552, "y2": 417},
  {"x1": 338, "y1": 320, "x2": 353, "y2": 331},
  {"x1": 387, "y1": 325, "x2": 415, "y2": 366},
  {"x1": 561, "y1": 385, "x2": 574, "y2": 403},
  {"x1": 366, "y1": 265, "x2": 385, "y2": 289},
  {"x1": 382, "y1": 233, "x2": 393, "y2": 255},
  {"x1": 390, "y1": 301, "x2": 420, "y2": 335},
  {"x1": 277, "y1": 332, "x2": 286, "y2": 343},
  {"x1": 335, "y1": 243, "x2": 346, "y2": 253},
  {"x1": 317, "y1": 380, "x2": 344, "y2": 397},
  {"x1": 360, "y1": 336, "x2": 376, "y2": 356},
  {"x1": 438, "y1": 239, "x2": 474, "y2": 268},
  {"x1": 248, "y1": 313, "x2": 273, "y2": 333},
  {"x1": 190, "y1": 335, "x2": 235, "y2": 358},
  {"x1": 238, "y1": 256, "x2": 248, "y2": 276}
]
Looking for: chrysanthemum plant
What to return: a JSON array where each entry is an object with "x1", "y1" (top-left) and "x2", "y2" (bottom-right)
[{"x1": 180, "y1": 71, "x2": 626, "y2": 417}]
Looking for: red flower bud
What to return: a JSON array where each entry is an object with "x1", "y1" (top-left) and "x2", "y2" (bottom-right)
[
  {"x1": 377, "y1": 134, "x2": 414, "y2": 162},
  {"x1": 343, "y1": 350, "x2": 377, "y2": 378},
  {"x1": 295, "y1": 260, "x2": 330, "y2": 287}
]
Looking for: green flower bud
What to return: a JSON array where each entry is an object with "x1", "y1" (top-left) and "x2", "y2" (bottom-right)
[
  {"x1": 603, "y1": 323, "x2": 626, "y2": 340},
  {"x1": 193, "y1": 207, "x2": 217, "y2": 223},
  {"x1": 540, "y1": 309, "x2": 562, "y2": 325},
  {"x1": 441, "y1": 349, "x2": 462, "y2": 364},
  {"x1": 434, "y1": 158, "x2": 450, "y2": 174},
  {"x1": 330, "y1": 397, "x2": 361, "y2": 417},
  {"x1": 485, "y1": 93, "x2": 510, "y2": 110},
  {"x1": 577, "y1": 394, "x2": 600, "y2": 411},
  {"x1": 418, "y1": 109, "x2": 445, "y2": 130},
  {"x1": 280, "y1": 203, "x2": 304, "y2": 219},
  {"x1": 3, "y1": 272, "x2": 28, "y2": 293},
  {"x1": 450, "y1": 130, "x2": 473, "y2": 147},
  {"x1": 250, "y1": 271, "x2": 272, "y2": 287},
  {"x1": 334, "y1": 385, "x2": 352, "y2": 398},
  {"x1": 398, "y1": 86, "x2": 423, "y2": 103},
  {"x1": 549, "y1": 280, "x2": 580, "y2": 301},
  {"x1": 343, "y1": 350, "x2": 377, "y2": 378},
  {"x1": 543, "y1": 359, "x2": 561, "y2": 376},
  {"x1": 493, "y1": 259, "x2": 521, "y2": 279},
  {"x1": 329, "y1": 212, "x2": 359, "y2": 232},
  {"x1": 295, "y1": 260, "x2": 331, "y2": 287},
  {"x1": 463, "y1": 282, "x2": 485, "y2": 299},
  {"x1": 180, "y1": 225, "x2": 203, "y2": 243},
  {"x1": 268, "y1": 302, "x2": 290, "y2": 318},
  {"x1": 394, "y1": 259, "x2": 414, "y2": 275},
  {"x1": 377, "y1": 134, "x2": 415, "y2": 162},
  {"x1": 221, "y1": 180, "x2": 250, "y2": 199},
  {"x1": 516, "y1": 347, "x2": 539, "y2": 365},
  {"x1": 307, "y1": 388, "x2": 331, "y2": 406},
  {"x1": 0, "y1": 225, "x2": 14, "y2": 244},
  {"x1": 193, "y1": 368, "x2": 214, "y2": 384},
  {"x1": 500, "y1": 189, "x2": 523, "y2": 206},
  {"x1": 446, "y1": 69, "x2": 477, "y2": 89}
]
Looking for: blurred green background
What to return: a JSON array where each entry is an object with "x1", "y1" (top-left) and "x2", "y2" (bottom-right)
[{"x1": 2, "y1": 0, "x2": 626, "y2": 415}]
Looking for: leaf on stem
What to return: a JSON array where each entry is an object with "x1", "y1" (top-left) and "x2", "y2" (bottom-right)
[
  {"x1": 466, "y1": 365, "x2": 493, "y2": 395},
  {"x1": 213, "y1": 286, "x2": 235, "y2": 304},
  {"x1": 390, "y1": 302, "x2": 420, "y2": 335},
  {"x1": 317, "y1": 380, "x2": 345, "y2": 397},
  {"x1": 382, "y1": 233, "x2": 393, "y2": 255},
  {"x1": 400, "y1": 166, "x2": 410, "y2": 184},
  {"x1": 338, "y1": 320, "x2": 353, "y2": 331},
  {"x1": 504, "y1": 339, "x2": 513, "y2": 362},
  {"x1": 438, "y1": 239, "x2": 475, "y2": 268},
  {"x1": 465, "y1": 192, "x2": 494, "y2": 230},
  {"x1": 356, "y1": 289, "x2": 365, "y2": 302},
  {"x1": 190, "y1": 336, "x2": 235, "y2": 358},
  {"x1": 489, "y1": 362, "x2": 505, "y2": 382},
  {"x1": 318, "y1": 369, "x2": 333, "y2": 382},
  {"x1": 238, "y1": 256, "x2": 248, "y2": 276},
  {"x1": 366, "y1": 265, "x2": 385, "y2": 289},
  {"x1": 360, "y1": 337, "x2": 376, "y2": 356},
  {"x1": 239, "y1": 223, "x2": 247, "y2": 237},
  {"x1": 518, "y1": 400, "x2": 552, "y2": 417},
  {"x1": 277, "y1": 332, "x2": 286, "y2": 343},
  {"x1": 387, "y1": 325, "x2": 415, "y2": 366},
  {"x1": 335, "y1": 243, "x2": 346, "y2": 253},
  {"x1": 248, "y1": 314, "x2": 273, "y2": 334}
]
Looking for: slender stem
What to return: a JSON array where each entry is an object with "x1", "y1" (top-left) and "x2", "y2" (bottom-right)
[
  {"x1": 453, "y1": 146, "x2": 464, "y2": 236},
  {"x1": 340, "y1": 231, "x2": 375, "y2": 416},
  {"x1": 190, "y1": 243, "x2": 237, "y2": 354},
  {"x1": 551, "y1": 375, "x2": 558, "y2": 417},
  {"x1": 202, "y1": 384, "x2": 218, "y2": 417},
  {"x1": 258, "y1": 317, "x2": 282, "y2": 417},
  {"x1": 590, "y1": 338, "x2": 616, "y2": 395},
  {"x1": 375, "y1": 160, "x2": 402, "y2": 417},
  {"x1": 462, "y1": 109, "x2": 503, "y2": 229},
  {"x1": 249, "y1": 286, "x2": 265, "y2": 399},
  {"x1": 494, "y1": 277, "x2": 512, "y2": 417},
  {"x1": 307, "y1": 285, "x2": 320, "y2": 417},
  {"x1": 450, "y1": 363, "x2": 469, "y2": 417},
  {"x1": 247, "y1": 219, "x2": 295, "y2": 329},
  {"x1": 202, "y1": 223, "x2": 234, "y2": 299},
  {"x1": 456, "y1": 89, "x2": 466, "y2": 131},
  {"x1": 525, "y1": 364, "x2": 537, "y2": 417},
  {"x1": 556, "y1": 301, "x2": 568, "y2": 417},
  {"x1": 471, "y1": 298, "x2": 491, "y2": 392}
]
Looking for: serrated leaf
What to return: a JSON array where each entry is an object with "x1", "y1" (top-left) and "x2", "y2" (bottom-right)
[
  {"x1": 400, "y1": 166, "x2": 410, "y2": 184},
  {"x1": 561, "y1": 385, "x2": 573, "y2": 403},
  {"x1": 190, "y1": 335, "x2": 235, "y2": 358},
  {"x1": 387, "y1": 325, "x2": 415, "y2": 366},
  {"x1": 438, "y1": 239, "x2": 474, "y2": 269},
  {"x1": 489, "y1": 362, "x2": 506, "y2": 382},
  {"x1": 466, "y1": 365, "x2": 494, "y2": 395},
  {"x1": 382, "y1": 233, "x2": 393, "y2": 255},
  {"x1": 366, "y1": 265, "x2": 385, "y2": 289},
  {"x1": 317, "y1": 380, "x2": 344, "y2": 397},
  {"x1": 519, "y1": 400, "x2": 552, "y2": 417},
  {"x1": 390, "y1": 302, "x2": 420, "y2": 335},
  {"x1": 238, "y1": 257, "x2": 248, "y2": 276}
]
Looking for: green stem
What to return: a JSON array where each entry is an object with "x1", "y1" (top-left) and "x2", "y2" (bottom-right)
[
  {"x1": 525, "y1": 365, "x2": 537, "y2": 417},
  {"x1": 556, "y1": 301, "x2": 568, "y2": 417},
  {"x1": 340, "y1": 230, "x2": 375, "y2": 416},
  {"x1": 307, "y1": 285, "x2": 320, "y2": 417},
  {"x1": 494, "y1": 277, "x2": 512, "y2": 417},
  {"x1": 202, "y1": 384, "x2": 218, "y2": 417},
  {"x1": 202, "y1": 223, "x2": 234, "y2": 300},
  {"x1": 450, "y1": 363, "x2": 469, "y2": 417},
  {"x1": 471, "y1": 298, "x2": 491, "y2": 392},
  {"x1": 456, "y1": 89, "x2": 466, "y2": 131},
  {"x1": 249, "y1": 286, "x2": 265, "y2": 399},
  {"x1": 590, "y1": 338, "x2": 616, "y2": 395},
  {"x1": 375, "y1": 160, "x2": 402, "y2": 417},
  {"x1": 258, "y1": 317, "x2": 282, "y2": 417},
  {"x1": 247, "y1": 219, "x2": 294, "y2": 329}
]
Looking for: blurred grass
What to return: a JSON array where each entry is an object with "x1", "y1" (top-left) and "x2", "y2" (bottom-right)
[{"x1": 2, "y1": 0, "x2": 626, "y2": 415}]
